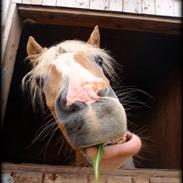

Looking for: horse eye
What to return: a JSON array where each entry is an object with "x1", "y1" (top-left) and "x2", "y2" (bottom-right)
[{"x1": 95, "y1": 56, "x2": 103, "y2": 67}]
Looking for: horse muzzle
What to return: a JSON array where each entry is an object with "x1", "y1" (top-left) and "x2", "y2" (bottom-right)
[{"x1": 55, "y1": 86, "x2": 127, "y2": 149}]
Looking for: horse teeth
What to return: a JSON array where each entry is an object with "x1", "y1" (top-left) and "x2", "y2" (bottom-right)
[
  {"x1": 117, "y1": 139, "x2": 125, "y2": 144},
  {"x1": 104, "y1": 135, "x2": 126, "y2": 146},
  {"x1": 117, "y1": 136, "x2": 126, "y2": 144}
]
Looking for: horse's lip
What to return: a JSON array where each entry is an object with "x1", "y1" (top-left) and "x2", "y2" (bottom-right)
[
  {"x1": 84, "y1": 131, "x2": 130, "y2": 149},
  {"x1": 83, "y1": 131, "x2": 141, "y2": 163},
  {"x1": 103, "y1": 132, "x2": 130, "y2": 146}
]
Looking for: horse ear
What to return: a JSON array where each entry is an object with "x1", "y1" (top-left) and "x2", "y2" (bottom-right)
[
  {"x1": 87, "y1": 25, "x2": 100, "y2": 47},
  {"x1": 27, "y1": 36, "x2": 43, "y2": 56},
  {"x1": 26, "y1": 36, "x2": 44, "y2": 65}
]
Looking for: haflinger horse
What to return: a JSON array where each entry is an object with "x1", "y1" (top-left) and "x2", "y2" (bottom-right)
[{"x1": 22, "y1": 25, "x2": 141, "y2": 169}]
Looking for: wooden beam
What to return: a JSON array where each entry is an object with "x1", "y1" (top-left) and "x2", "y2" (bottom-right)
[
  {"x1": 2, "y1": 163, "x2": 181, "y2": 183},
  {"x1": 107, "y1": 176, "x2": 132, "y2": 183},
  {"x1": 2, "y1": 163, "x2": 181, "y2": 177},
  {"x1": 1, "y1": 3, "x2": 22, "y2": 124},
  {"x1": 17, "y1": 5, "x2": 181, "y2": 35},
  {"x1": 132, "y1": 176, "x2": 150, "y2": 183},
  {"x1": 150, "y1": 177, "x2": 180, "y2": 183}
]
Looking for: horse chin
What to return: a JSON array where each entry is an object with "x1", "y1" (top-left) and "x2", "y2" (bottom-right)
[
  {"x1": 55, "y1": 96, "x2": 127, "y2": 149},
  {"x1": 83, "y1": 131, "x2": 142, "y2": 167}
]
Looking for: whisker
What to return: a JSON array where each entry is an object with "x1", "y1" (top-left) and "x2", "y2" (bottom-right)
[
  {"x1": 133, "y1": 156, "x2": 149, "y2": 168},
  {"x1": 40, "y1": 127, "x2": 59, "y2": 159},
  {"x1": 57, "y1": 138, "x2": 66, "y2": 155},
  {"x1": 127, "y1": 119, "x2": 138, "y2": 129},
  {"x1": 113, "y1": 85, "x2": 154, "y2": 101},
  {"x1": 27, "y1": 119, "x2": 56, "y2": 148},
  {"x1": 41, "y1": 123, "x2": 57, "y2": 141}
]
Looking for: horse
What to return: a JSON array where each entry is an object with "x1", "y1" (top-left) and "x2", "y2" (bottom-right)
[{"x1": 22, "y1": 25, "x2": 141, "y2": 169}]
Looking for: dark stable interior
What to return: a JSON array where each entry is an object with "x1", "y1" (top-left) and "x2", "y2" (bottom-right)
[{"x1": 2, "y1": 24, "x2": 181, "y2": 169}]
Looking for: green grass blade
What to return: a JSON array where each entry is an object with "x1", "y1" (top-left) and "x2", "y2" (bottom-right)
[{"x1": 92, "y1": 144, "x2": 104, "y2": 183}]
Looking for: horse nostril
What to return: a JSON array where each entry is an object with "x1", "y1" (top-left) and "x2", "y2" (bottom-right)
[
  {"x1": 60, "y1": 97, "x2": 67, "y2": 108},
  {"x1": 98, "y1": 88, "x2": 108, "y2": 97},
  {"x1": 56, "y1": 94, "x2": 87, "y2": 122},
  {"x1": 59, "y1": 91, "x2": 68, "y2": 112},
  {"x1": 69, "y1": 101, "x2": 86, "y2": 112},
  {"x1": 98, "y1": 87, "x2": 117, "y2": 98}
]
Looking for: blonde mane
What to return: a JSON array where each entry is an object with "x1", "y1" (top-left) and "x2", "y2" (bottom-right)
[{"x1": 22, "y1": 40, "x2": 116, "y2": 109}]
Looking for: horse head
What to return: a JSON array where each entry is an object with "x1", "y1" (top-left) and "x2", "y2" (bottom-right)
[{"x1": 23, "y1": 25, "x2": 141, "y2": 168}]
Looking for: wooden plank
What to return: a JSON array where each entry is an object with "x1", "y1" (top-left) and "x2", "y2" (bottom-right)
[
  {"x1": 90, "y1": 0, "x2": 109, "y2": 10},
  {"x1": 107, "y1": 176, "x2": 132, "y2": 183},
  {"x1": 44, "y1": 173, "x2": 87, "y2": 183},
  {"x1": 88, "y1": 175, "x2": 132, "y2": 183},
  {"x1": 2, "y1": 163, "x2": 181, "y2": 178},
  {"x1": 75, "y1": 0, "x2": 90, "y2": 9},
  {"x1": 2, "y1": 163, "x2": 182, "y2": 183},
  {"x1": 150, "y1": 177, "x2": 181, "y2": 183},
  {"x1": 42, "y1": 0, "x2": 56, "y2": 6},
  {"x1": 22, "y1": 0, "x2": 32, "y2": 4},
  {"x1": 11, "y1": 172, "x2": 43, "y2": 183},
  {"x1": 123, "y1": 0, "x2": 141, "y2": 13},
  {"x1": 56, "y1": 0, "x2": 75, "y2": 7},
  {"x1": 1, "y1": 3, "x2": 22, "y2": 123},
  {"x1": 173, "y1": 0, "x2": 182, "y2": 17},
  {"x1": 133, "y1": 176, "x2": 150, "y2": 183},
  {"x1": 156, "y1": 0, "x2": 174, "y2": 16},
  {"x1": 141, "y1": 0, "x2": 155, "y2": 15},
  {"x1": 109, "y1": 0, "x2": 123, "y2": 12},
  {"x1": 31, "y1": 0, "x2": 42, "y2": 5},
  {"x1": 17, "y1": 5, "x2": 182, "y2": 35}
]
